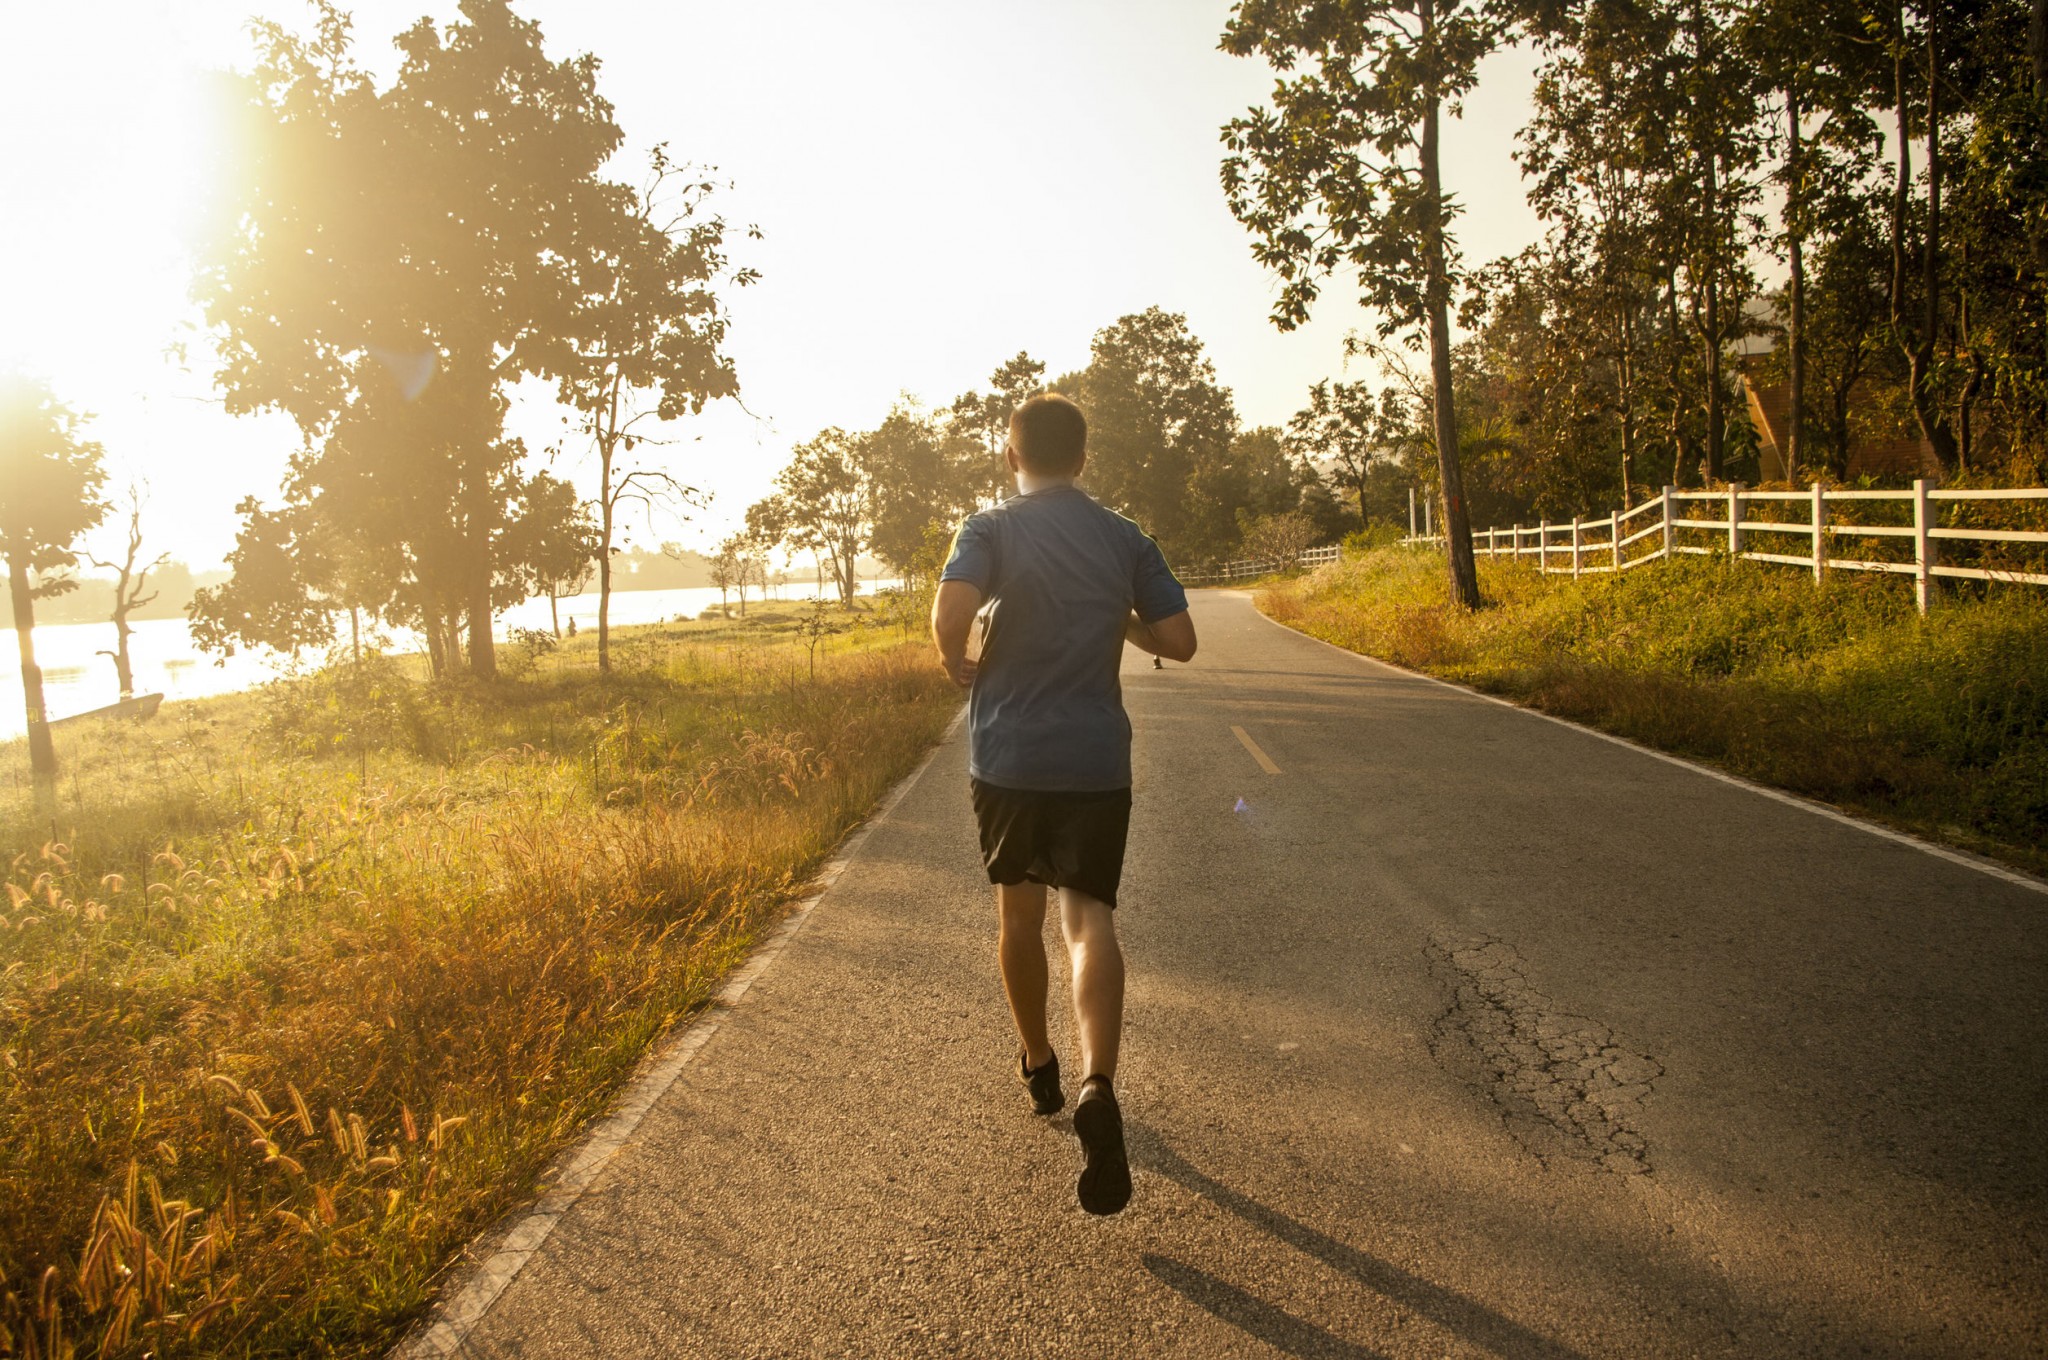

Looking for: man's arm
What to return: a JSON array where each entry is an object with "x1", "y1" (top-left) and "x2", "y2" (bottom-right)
[
  {"x1": 931, "y1": 579, "x2": 985, "y2": 688},
  {"x1": 1125, "y1": 608, "x2": 1197, "y2": 663}
]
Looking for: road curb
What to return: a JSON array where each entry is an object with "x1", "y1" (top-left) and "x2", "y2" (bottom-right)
[
  {"x1": 393, "y1": 705, "x2": 967, "y2": 1358},
  {"x1": 1238, "y1": 592, "x2": 2048, "y2": 899}
]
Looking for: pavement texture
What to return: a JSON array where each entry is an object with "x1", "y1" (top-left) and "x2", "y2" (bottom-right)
[{"x1": 438, "y1": 590, "x2": 2047, "y2": 1359}]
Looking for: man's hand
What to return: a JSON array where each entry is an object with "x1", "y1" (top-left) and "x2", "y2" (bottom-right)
[
  {"x1": 1124, "y1": 608, "x2": 1197, "y2": 663},
  {"x1": 931, "y1": 579, "x2": 985, "y2": 689}
]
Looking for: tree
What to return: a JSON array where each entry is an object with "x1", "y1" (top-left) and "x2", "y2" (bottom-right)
[
  {"x1": 499, "y1": 472, "x2": 597, "y2": 639},
  {"x1": 762, "y1": 429, "x2": 875, "y2": 606},
  {"x1": 0, "y1": 375, "x2": 107, "y2": 780},
  {"x1": 187, "y1": 499, "x2": 344, "y2": 661},
  {"x1": 1222, "y1": 0, "x2": 1501, "y2": 607},
  {"x1": 946, "y1": 351, "x2": 1049, "y2": 508},
  {"x1": 712, "y1": 533, "x2": 765, "y2": 617},
  {"x1": 1288, "y1": 380, "x2": 1391, "y2": 528},
  {"x1": 1239, "y1": 510, "x2": 1321, "y2": 569},
  {"x1": 1060, "y1": 308, "x2": 1237, "y2": 558},
  {"x1": 85, "y1": 482, "x2": 168, "y2": 700},
  {"x1": 864, "y1": 404, "x2": 976, "y2": 574},
  {"x1": 706, "y1": 542, "x2": 738, "y2": 617},
  {"x1": 548, "y1": 146, "x2": 753, "y2": 674},
  {"x1": 195, "y1": 0, "x2": 633, "y2": 680},
  {"x1": 1185, "y1": 425, "x2": 1307, "y2": 563}
]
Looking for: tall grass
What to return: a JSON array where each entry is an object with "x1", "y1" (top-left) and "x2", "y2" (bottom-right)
[
  {"x1": 0, "y1": 609, "x2": 958, "y2": 1358},
  {"x1": 1260, "y1": 549, "x2": 2048, "y2": 873}
]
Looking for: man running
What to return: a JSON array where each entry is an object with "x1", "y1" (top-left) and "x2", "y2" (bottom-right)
[{"x1": 930, "y1": 393, "x2": 1197, "y2": 1216}]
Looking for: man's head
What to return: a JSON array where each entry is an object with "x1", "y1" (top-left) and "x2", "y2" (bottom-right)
[{"x1": 1006, "y1": 393, "x2": 1087, "y2": 479}]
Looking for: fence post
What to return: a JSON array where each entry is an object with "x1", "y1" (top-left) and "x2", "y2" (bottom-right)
[
  {"x1": 1513, "y1": 524, "x2": 1521, "y2": 560},
  {"x1": 1611, "y1": 510, "x2": 1622, "y2": 570},
  {"x1": 1811, "y1": 481, "x2": 1826, "y2": 583},
  {"x1": 1661, "y1": 486, "x2": 1675, "y2": 558},
  {"x1": 1538, "y1": 520, "x2": 1549, "y2": 574},
  {"x1": 1728, "y1": 482, "x2": 1744, "y2": 557},
  {"x1": 1408, "y1": 487, "x2": 1417, "y2": 540},
  {"x1": 1571, "y1": 516, "x2": 1583, "y2": 578},
  {"x1": 1913, "y1": 477, "x2": 1932, "y2": 614}
]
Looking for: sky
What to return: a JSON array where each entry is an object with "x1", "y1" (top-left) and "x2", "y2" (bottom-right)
[{"x1": 0, "y1": 0, "x2": 1545, "y2": 571}]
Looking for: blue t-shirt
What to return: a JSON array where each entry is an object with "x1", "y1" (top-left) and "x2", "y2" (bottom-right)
[{"x1": 940, "y1": 483, "x2": 1189, "y2": 792}]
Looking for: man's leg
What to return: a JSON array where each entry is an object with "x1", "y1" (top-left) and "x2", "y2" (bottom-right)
[
  {"x1": 997, "y1": 882, "x2": 1053, "y2": 1069},
  {"x1": 1058, "y1": 889, "x2": 1124, "y2": 1081}
]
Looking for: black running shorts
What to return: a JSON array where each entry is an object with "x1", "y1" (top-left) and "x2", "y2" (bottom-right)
[{"x1": 970, "y1": 779, "x2": 1132, "y2": 908}]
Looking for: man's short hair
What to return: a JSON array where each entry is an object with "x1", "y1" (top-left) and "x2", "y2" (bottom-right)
[{"x1": 1008, "y1": 393, "x2": 1087, "y2": 475}]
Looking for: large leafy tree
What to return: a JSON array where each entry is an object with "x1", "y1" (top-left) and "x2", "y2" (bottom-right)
[
  {"x1": 1288, "y1": 379, "x2": 1410, "y2": 529},
  {"x1": 864, "y1": 405, "x2": 978, "y2": 574},
  {"x1": 760, "y1": 429, "x2": 876, "y2": 606},
  {"x1": 1222, "y1": 0, "x2": 1500, "y2": 606},
  {"x1": 1737, "y1": 0, "x2": 1883, "y2": 476},
  {"x1": 0, "y1": 375, "x2": 107, "y2": 780},
  {"x1": 1058, "y1": 308, "x2": 1237, "y2": 559},
  {"x1": 195, "y1": 0, "x2": 626, "y2": 680},
  {"x1": 546, "y1": 147, "x2": 753, "y2": 674},
  {"x1": 946, "y1": 351, "x2": 1049, "y2": 508}
]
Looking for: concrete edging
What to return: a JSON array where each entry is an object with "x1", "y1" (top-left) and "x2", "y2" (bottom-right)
[
  {"x1": 1238, "y1": 592, "x2": 2048, "y2": 900},
  {"x1": 394, "y1": 705, "x2": 967, "y2": 1358}
]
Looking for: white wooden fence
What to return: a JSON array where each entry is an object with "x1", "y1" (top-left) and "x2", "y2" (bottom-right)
[
  {"x1": 1405, "y1": 479, "x2": 2048, "y2": 614},
  {"x1": 1183, "y1": 543, "x2": 1343, "y2": 585}
]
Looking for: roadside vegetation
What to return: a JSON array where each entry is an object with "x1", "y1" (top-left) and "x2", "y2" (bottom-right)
[
  {"x1": 1259, "y1": 549, "x2": 2048, "y2": 875},
  {"x1": 0, "y1": 607, "x2": 956, "y2": 1358}
]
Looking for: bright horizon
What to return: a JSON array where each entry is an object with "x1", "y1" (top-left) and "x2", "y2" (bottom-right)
[{"x1": 0, "y1": 0, "x2": 1543, "y2": 576}]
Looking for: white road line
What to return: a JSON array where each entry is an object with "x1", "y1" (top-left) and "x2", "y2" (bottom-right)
[
  {"x1": 394, "y1": 706, "x2": 969, "y2": 1358},
  {"x1": 1231, "y1": 724, "x2": 1283, "y2": 775},
  {"x1": 1242, "y1": 600, "x2": 2048, "y2": 899}
]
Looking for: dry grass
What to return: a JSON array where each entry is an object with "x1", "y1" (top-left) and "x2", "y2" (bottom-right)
[
  {"x1": 0, "y1": 608, "x2": 958, "y2": 1358},
  {"x1": 1259, "y1": 549, "x2": 2048, "y2": 875}
]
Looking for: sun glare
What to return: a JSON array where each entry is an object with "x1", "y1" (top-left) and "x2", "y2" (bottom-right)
[{"x1": 0, "y1": 11, "x2": 235, "y2": 378}]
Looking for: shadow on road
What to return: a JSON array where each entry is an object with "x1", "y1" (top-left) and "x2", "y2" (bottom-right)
[
  {"x1": 1134, "y1": 1127, "x2": 1590, "y2": 1360},
  {"x1": 1141, "y1": 1253, "x2": 1391, "y2": 1359}
]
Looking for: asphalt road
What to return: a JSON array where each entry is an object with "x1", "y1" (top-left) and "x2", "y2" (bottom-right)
[{"x1": 442, "y1": 589, "x2": 2046, "y2": 1359}]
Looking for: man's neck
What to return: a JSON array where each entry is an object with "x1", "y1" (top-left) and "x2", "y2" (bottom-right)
[{"x1": 1015, "y1": 471, "x2": 1075, "y2": 496}]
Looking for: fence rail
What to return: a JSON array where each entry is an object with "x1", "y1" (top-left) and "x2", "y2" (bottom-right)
[
  {"x1": 1183, "y1": 544, "x2": 1342, "y2": 585},
  {"x1": 1404, "y1": 480, "x2": 2048, "y2": 613}
]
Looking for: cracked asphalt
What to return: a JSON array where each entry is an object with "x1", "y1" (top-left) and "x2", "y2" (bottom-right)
[{"x1": 448, "y1": 589, "x2": 2047, "y2": 1358}]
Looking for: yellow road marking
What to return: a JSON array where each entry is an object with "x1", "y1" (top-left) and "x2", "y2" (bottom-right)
[{"x1": 1231, "y1": 725, "x2": 1282, "y2": 775}]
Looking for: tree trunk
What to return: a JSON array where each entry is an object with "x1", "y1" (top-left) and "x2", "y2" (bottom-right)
[
  {"x1": 1664, "y1": 270, "x2": 1694, "y2": 487},
  {"x1": 549, "y1": 591, "x2": 560, "y2": 639},
  {"x1": 112, "y1": 614, "x2": 134, "y2": 700},
  {"x1": 425, "y1": 603, "x2": 447, "y2": 678},
  {"x1": 1703, "y1": 159, "x2": 1725, "y2": 483},
  {"x1": 467, "y1": 484, "x2": 497, "y2": 682},
  {"x1": 1786, "y1": 81, "x2": 1807, "y2": 479},
  {"x1": 1617, "y1": 304, "x2": 1638, "y2": 499},
  {"x1": 8, "y1": 551, "x2": 57, "y2": 780},
  {"x1": 1906, "y1": 13, "x2": 1959, "y2": 470},
  {"x1": 596, "y1": 380, "x2": 620, "y2": 676},
  {"x1": 1419, "y1": 0, "x2": 1481, "y2": 610},
  {"x1": 2035, "y1": 0, "x2": 2048, "y2": 88},
  {"x1": 1890, "y1": 33, "x2": 1912, "y2": 334}
]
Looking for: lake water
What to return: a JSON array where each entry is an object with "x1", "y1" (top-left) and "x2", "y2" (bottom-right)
[{"x1": 0, "y1": 579, "x2": 899, "y2": 743}]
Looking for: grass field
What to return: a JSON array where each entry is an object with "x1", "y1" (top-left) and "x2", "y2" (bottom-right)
[
  {"x1": 1258, "y1": 548, "x2": 2048, "y2": 876},
  {"x1": 0, "y1": 604, "x2": 957, "y2": 1358}
]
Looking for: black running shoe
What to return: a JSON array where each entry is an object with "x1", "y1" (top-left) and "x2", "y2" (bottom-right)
[
  {"x1": 1073, "y1": 1078, "x2": 1132, "y2": 1215},
  {"x1": 1021, "y1": 1051, "x2": 1063, "y2": 1115}
]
